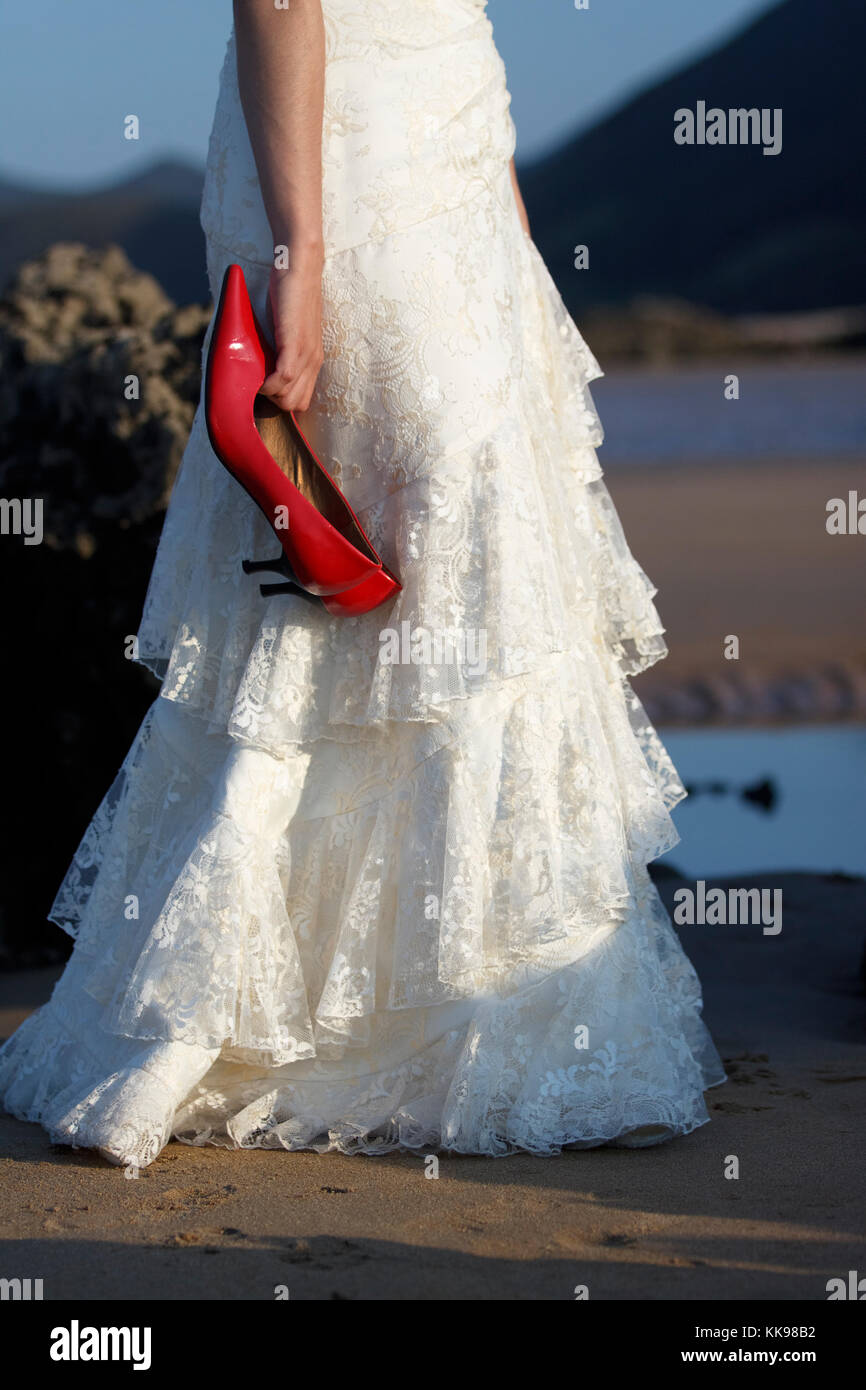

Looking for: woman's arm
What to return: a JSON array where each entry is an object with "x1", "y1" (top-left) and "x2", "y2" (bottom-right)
[
  {"x1": 233, "y1": 0, "x2": 325, "y2": 412},
  {"x1": 509, "y1": 158, "x2": 531, "y2": 238}
]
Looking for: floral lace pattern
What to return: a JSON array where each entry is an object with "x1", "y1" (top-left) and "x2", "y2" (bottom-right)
[{"x1": 0, "y1": 1, "x2": 724, "y2": 1166}]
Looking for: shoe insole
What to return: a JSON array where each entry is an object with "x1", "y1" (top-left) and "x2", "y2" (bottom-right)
[{"x1": 253, "y1": 397, "x2": 377, "y2": 562}]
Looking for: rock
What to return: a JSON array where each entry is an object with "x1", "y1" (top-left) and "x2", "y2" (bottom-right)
[
  {"x1": 641, "y1": 664, "x2": 866, "y2": 726},
  {"x1": 0, "y1": 245, "x2": 209, "y2": 967},
  {"x1": 0, "y1": 242, "x2": 210, "y2": 552}
]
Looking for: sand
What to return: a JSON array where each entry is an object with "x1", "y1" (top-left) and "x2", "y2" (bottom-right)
[
  {"x1": 1, "y1": 870, "x2": 864, "y2": 1301},
  {"x1": 605, "y1": 459, "x2": 866, "y2": 718},
  {"x1": 2, "y1": 458, "x2": 863, "y2": 1299}
]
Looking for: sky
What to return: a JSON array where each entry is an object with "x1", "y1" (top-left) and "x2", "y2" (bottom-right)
[{"x1": 0, "y1": 0, "x2": 783, "y2": 189}]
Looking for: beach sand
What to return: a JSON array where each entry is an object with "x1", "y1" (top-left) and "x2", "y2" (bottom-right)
[
  {"x1": 1, "y1": 870, "x2": 864, "y2": 1301},
  {"x1": 605, "y1": 459, "x2": 866, "y2": 720}
]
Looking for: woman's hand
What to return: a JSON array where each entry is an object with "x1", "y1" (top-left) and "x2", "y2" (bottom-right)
[{"x1": 261, "y1": 253, "x2": 325, "y2": 414}]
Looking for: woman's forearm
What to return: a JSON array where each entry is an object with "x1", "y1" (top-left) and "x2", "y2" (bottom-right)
[
  {"x1": 232, "y1": 0, "x2": 325, "y2": 411},
  {"x1": 233, "y1": 0, "x2": 325, "y2": 269},
  {"x1": 509, "y1": 157, "x2": 530, "y2": 237}
]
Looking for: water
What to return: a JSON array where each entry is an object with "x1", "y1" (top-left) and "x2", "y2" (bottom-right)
[
  {"x1": 659, "y1": 725, "x2": 866, "y2": 878},
  {"x1": 593, "y1": 358, "x2": 866, "y2": 464},
  {"x1": 592, "y1": 362, "x2": 866, "y2": 874}
]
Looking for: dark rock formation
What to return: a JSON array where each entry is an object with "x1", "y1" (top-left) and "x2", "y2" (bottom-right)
[
  {"x1": 0, "y1": 244, "x2": 209, "y2": 966},
  {"x1": 638, "y1": 664, "x2": 866, "y2": 727},
  {"x1": 0, "y1": 242, "x2": 209, "y2": 552}
]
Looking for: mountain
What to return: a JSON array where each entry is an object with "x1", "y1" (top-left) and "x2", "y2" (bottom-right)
[
  {"x1": 0, "y1": 0, "x2": 863, "y2": 317},
  {"x1": 0, "y1": 159, "x2": 206, "y2": 304},
  {"x1": 520, "y1": 0, "x2": 866, "y2": 315}
]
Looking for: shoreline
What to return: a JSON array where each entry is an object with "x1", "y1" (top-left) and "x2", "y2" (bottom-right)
[{"x1": 604, "y1": 458, "x2": 866, "y2": 724}]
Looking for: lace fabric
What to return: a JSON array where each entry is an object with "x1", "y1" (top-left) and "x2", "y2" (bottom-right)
[{"x1": 0, "y1": 1, "x2": 724, "y2": 1167}]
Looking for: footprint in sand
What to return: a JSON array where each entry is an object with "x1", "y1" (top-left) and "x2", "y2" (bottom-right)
[{"x1": 153, "y1": 1183, "x2": 238, "y2": 1213}]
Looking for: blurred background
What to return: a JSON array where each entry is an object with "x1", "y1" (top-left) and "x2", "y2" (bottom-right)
[{"x1": 0, "y1": 0, "x2": 864, "y2": 964}]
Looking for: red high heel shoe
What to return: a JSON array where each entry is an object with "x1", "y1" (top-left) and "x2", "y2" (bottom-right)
[{"x1": 205, "y1": 264, "x2": 401, "y2": 617}]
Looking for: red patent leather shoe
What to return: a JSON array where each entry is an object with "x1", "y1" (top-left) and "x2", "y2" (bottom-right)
[{"x1": 205, "y1": 264, "x2": 401, "y2": 617}]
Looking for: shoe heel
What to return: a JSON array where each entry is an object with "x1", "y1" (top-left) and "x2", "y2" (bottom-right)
[{"x1": 242, "y1": 556, "x2": 292, "y2": 577}]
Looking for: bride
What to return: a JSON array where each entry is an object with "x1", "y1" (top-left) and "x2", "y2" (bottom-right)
[{"x1": 0, "y1": 0, "x2": 724, "y2": 1167}]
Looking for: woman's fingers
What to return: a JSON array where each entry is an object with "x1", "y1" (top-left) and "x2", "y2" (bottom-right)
[
  {"x1": 259, "y1": 371, "x2": 320, "y2": 413},
  {"x1": 261, "y1": 263, "x2": 324, "y2": 411},
  {"x1": 260, "y1": 349, "x2": 324, "y2": 412}
]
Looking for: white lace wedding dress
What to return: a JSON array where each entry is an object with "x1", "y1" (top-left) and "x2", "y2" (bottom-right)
[{"x1": 0, "y1": 0, "x2": 724, "y2": 1167}]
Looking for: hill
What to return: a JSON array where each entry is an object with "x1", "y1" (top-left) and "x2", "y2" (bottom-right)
[{"x1": 520, "y1": 0, "x2": 866, "y2": 315}]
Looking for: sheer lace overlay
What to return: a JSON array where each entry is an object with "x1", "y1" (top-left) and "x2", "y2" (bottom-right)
[{"x1": 0, "y1": 1, "x2": 724, "y2": 1167}]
